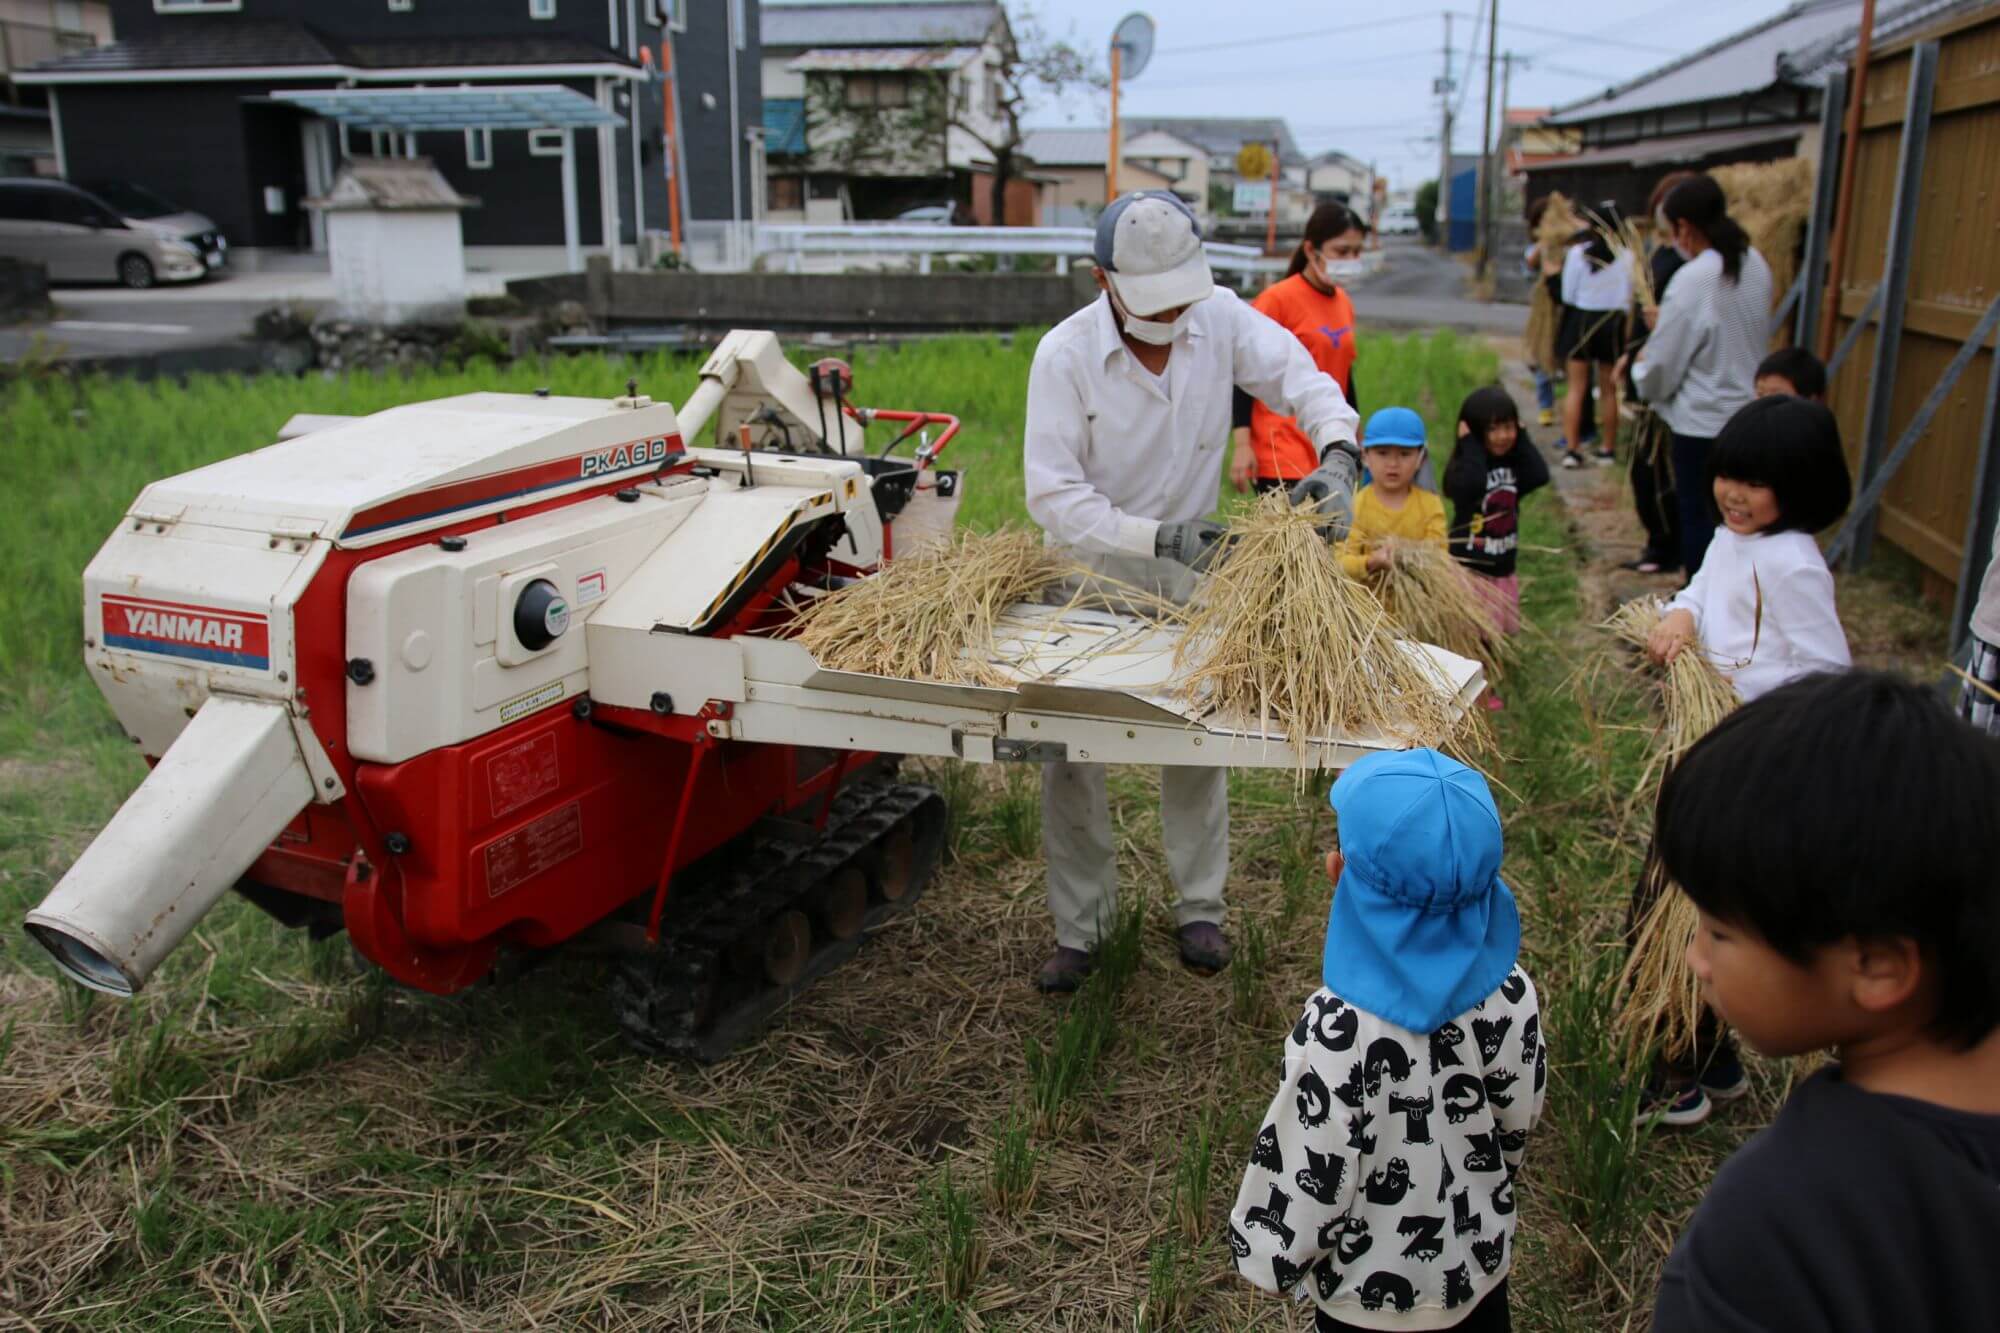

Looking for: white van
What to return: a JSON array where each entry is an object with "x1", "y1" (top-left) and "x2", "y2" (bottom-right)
[{"x1": 0, "y1": 178, "x2": 225, "y2": 287}]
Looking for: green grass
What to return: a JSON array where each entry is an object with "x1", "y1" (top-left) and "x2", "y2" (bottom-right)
[{"x1": 4, "y1": 329, "x2": 1912, "y2": 1328}]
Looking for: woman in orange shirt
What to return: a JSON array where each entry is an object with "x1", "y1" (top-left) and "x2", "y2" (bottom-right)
[{"x1": 1230, "y1": 201, "x2": 1366, "y2": 492}]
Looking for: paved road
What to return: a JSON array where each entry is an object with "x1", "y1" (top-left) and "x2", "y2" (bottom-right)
[{"x1": 1349, "y1": 236, "x2": 1528, "y2": 336}]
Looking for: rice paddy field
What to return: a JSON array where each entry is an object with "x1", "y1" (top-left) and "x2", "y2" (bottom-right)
[{"x1": 0, "y1": 332, "x2": 1950, "y2": 1330}]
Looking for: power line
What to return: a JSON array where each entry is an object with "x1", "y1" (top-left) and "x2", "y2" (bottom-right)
[
  {"x1": 1151, "y1": 12, "x2": 1433, "y2": 57},
  {"x1": 1442, "y1": 12, "x2": 1682, "y2": 55},
  {"x1": 1138, "y1": 48, "x2": 1444, "y2": 90}
]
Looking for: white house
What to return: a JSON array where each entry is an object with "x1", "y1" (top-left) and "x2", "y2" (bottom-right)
[{"x1": 1019, "y1": 125, "x2": 1210, "y2": 227}]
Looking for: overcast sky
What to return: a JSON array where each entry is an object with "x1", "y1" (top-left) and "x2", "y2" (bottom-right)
[{"x1": 1005, "y1": 0, "x2": 1792, "y2": 187}]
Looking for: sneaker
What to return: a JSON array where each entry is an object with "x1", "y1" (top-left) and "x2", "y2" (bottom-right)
[
  {"x1": 1593, "y1": 449, "x2": 1617, "y2": 466},
  {"x1": 1035, "y1": 946, "x2": 1093, "y2": 994},
  {"x1": 1698, "y1": 1049, "x2": 1751, "y2": 1102},
  {"x1": 1178, "y1": 921, "x2": 1232, "y2": 973},
  {"x1": 1637, "y1": 1078, "x2": 1712, "y2": 1128},
  {"x1": 1559, "y1": 451, "x2": 1584, "y2": 470},
  {"x1": 1538, "y1": 408, "x2": 1555, "y2": 427}
]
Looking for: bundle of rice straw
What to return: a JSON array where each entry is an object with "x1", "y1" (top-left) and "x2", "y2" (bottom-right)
[
  {"x1": 1605, "y1": 596, "x2": 1742, "y2": 1065},
  {"x1": 1174, "y1": 494, "x2": 1461, "y2": 781},
  {"x1": 1581, "y1": 202, "x2": 1656, "y2": 313},
  {"x1": 1616, "y1": 853, "x2": 1705, "y2": 1064},
  {"x1": 789, "y1": 528, "x2": 1078, "y2": 687},
  {"x1": 1710, "y1": 158, "x2": 1814, "y2": 320},
  {"x1": 1604, "y1": 596, "x2": 1740, "y2": 771},
  {"x1": 1373, "y1": 538, "x2": 1510, "y2": 679},
  {"x1": 1532, "y1": 190, "x2": 1579, "y2": 259}
]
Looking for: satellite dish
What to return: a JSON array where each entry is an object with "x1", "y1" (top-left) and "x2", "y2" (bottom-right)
[{"x1": 1112, "y1": 12, "x2": 1155, "y2": 81}]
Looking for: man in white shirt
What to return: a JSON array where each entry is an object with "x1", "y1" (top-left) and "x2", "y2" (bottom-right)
[{"x1": 1023, "y1": 191, "x2": 1362, "y2": 992}]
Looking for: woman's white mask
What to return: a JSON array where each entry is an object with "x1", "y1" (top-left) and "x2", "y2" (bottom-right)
[{"x1": 1109, "y1": 286, "x2": 1193, "y2": 345}]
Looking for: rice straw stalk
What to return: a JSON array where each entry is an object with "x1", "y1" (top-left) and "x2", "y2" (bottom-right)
[
  {"x1": 1174, "y1": 494, "x2": 1464, "y2": 782},
  {"x1": 788, "y1": 528, "x2": 1079, "y2": 687},
  {"x1": 1614, "y1": 853, "x2": 1705, "y2": 1065},
  {"x1": 1372, "y1": 537, "x2": 1512, "y2": 680},
  {"x1": 1605, "y1": 597, "x2": 1739, "y2": 770}
]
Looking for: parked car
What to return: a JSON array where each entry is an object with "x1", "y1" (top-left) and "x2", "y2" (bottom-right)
[
  {"x1": 892, "y1": 203, "x2": 956, "y2": 224},
  {"x1": 1377, "y1": 205, "x2": 1420, "y2": 236},
  {"x1": 0, "y1": 178, "x2": 226, "y2": 287}
]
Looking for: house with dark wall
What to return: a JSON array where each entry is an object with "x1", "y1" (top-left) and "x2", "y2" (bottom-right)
[{"x1": 17, "y1": 0, "x2": 759, "y2": 267}]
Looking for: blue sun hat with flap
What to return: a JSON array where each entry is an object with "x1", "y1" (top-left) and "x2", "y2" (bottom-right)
[{"x1": 1323, "y1": 747, "x2": 1520, "y2": 1033}]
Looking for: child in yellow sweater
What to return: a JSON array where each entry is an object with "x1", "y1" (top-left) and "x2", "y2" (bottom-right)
[{"x1": 1337, "y1": 405, "x2": 1447, "y2": 580}]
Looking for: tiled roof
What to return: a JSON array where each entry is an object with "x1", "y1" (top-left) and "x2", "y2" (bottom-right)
[
  {"x1": 1020, "y1": 127, "x2": 1107, "y2": 166},
  {"x1": 1121, "y1": 117, "x2": 1304, "y2": 167},
  {"x1": 25, "y1": 19, "x2": 344, "y2": 71},
  {"x1": 762, "y1": 2, "x2": 1000, "y2": 49},
  {"x1": 787, "y1": 45, "x2": 979, "y2": 71},
  {"x1": 21, "y1": 22, "x2": 634, "y2": 76}
]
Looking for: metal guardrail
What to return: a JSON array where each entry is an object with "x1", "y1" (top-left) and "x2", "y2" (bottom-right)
[{"x1": 752, "y1": 223, "x2": 1271, "y2": 276}]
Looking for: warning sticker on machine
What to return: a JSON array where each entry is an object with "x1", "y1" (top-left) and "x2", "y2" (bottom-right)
[
  {"x1": 498, "y1": 679, "x2": 565, "y2": 724},
  {"x1": 485, "y1": 801, "x2": 583, "y2": 899},
  {"x1": 487, "y1": 731, "x2": 560, "y2": 819},
  {"x1": 576, "y1": 568, "x2": 607, "y2": 606}
]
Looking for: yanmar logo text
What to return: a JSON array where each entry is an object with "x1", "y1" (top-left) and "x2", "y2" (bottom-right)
[
  {"x1": 580, "y1": 437, "x2": 677, "y2": 479},
  {"x1": 101, "y1": 595, "x2": 271, "y2": 671}
]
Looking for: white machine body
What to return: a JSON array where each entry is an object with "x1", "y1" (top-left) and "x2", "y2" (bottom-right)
[{"x1": 27, "y1": 330, "x2": 1482, "y2": 997}]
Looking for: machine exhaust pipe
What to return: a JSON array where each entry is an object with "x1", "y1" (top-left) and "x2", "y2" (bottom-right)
[{"x1": 24, "y1": 697, "x2": 316, "y2": 996}]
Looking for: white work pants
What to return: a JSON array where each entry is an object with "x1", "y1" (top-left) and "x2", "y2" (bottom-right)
[
  {"x1": 1037, "y1": 548, "x2": 1226, "y2": 950},
  {"x1": 1042, "y1": 759, "x2": 1228, "y2": 950}
]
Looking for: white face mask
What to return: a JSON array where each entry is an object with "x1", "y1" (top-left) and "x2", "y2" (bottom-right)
[{"x1": 1108, "y1": 286, "x2": 1193, "y2": 345}]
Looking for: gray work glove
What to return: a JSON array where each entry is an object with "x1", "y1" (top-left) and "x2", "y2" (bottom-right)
[
  {"x1": 1155, "y1": 518, "x2": 1228, "y2": 571},
  {"x1": 1287, "y1": 441, "x2": 1362, "y2": 541}
]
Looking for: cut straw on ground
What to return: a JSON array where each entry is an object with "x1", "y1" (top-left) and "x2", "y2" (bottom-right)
[{"x1": 1175, "y1": 493, "x2": 1463, "y2": 782}]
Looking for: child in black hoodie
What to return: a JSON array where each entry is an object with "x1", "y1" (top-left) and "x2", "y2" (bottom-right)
[
  {"x1": 1650, "y1": 671, "x2": 2000, "y2": 1331},
  {"x1": 1442, "y1": 387, "x2": 1549, "y2": 707}
]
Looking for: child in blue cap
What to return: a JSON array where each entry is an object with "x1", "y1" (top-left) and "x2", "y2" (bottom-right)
[
  {"x1": 1229, "y1": 748, "x2": 1544, "y2": 1331},
  {"x1": 1335, "y1": 406, "x2": 1447, "y2": 584}
]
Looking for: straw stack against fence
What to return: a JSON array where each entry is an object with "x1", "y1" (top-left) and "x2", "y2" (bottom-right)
[
  {"x1": 1710, "y1": 158, "x2": 1814, "y2": 316},
  {"x1": 1525, "y1": 191, "x2": 1577, "y2": 376},
  {"x1": 1604, "y1": 596, "x2": 1742, "y2": 1064},
  {"x1": 1174, "y1": 494, "x2": 1462, "y2": 781},
  {"x1": 788, "y1": 527, "x2": 1078, "y2": 687}
]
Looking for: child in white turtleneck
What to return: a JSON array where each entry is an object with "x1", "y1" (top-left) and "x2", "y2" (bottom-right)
[{"x1": 1647, "y1": 395, "x2": 1852, "y2": 701}]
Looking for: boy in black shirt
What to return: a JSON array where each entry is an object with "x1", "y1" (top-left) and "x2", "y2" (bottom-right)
[{"x1": 1650, "y1": 670, "x2": 2000, "y2": 1331}]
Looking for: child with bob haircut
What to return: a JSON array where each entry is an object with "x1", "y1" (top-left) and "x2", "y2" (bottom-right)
[
  {"x1": 1336, "y1": 406, "x2": 1447, "y2": 582},
  {"x1": 1648, "y1": 394, "x2": 1852, "y2": 702},
  {"x1": 1650, "y1": 670, "x2": 2000, "y2": 1330},
  {"x1": 1230, "y1": 748, "x2": 1544, "y2": 1332}
]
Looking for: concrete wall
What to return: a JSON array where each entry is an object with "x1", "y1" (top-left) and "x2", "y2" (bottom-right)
[
  {"x1": 513, "y1": 259, "x2": 1099, "y2": 332},
  {"x1": 0, "y1": 253, "x2": 48, "y2": 321}
]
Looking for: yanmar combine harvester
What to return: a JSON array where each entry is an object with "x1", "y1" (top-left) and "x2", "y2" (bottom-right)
[{"x1": 24, "y1": 332, "x2": 1481, "y2": 1059}]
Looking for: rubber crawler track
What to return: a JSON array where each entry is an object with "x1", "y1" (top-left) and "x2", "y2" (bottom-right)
[{"x1": 610, "y1": 779, "x2": 946, "y2": 1061}]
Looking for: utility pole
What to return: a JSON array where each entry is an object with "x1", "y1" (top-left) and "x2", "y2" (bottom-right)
[
  {"x1": 1475, "y1": 0, "x2": 1499, "y2": 278},
  {"x1": 1493, "y1": 51, "x2": 1514, "y2": 274},
  {"x1": 1438, "y1": 12, "x2": 1453, "y2": 251}
]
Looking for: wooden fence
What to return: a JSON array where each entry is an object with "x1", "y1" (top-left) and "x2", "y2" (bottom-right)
[{"x1": 1824, "y1": 5, "x2": 2000, "y2": 602}]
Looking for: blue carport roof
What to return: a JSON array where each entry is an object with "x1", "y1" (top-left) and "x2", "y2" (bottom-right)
[{"x1": 271, "y1": 84, "x2": 620, "y2": 131}]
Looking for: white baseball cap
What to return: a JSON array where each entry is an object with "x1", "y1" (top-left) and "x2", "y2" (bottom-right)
[{"x1": 1093, "y1": 191, "x2": 1213, "y2": 316}]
